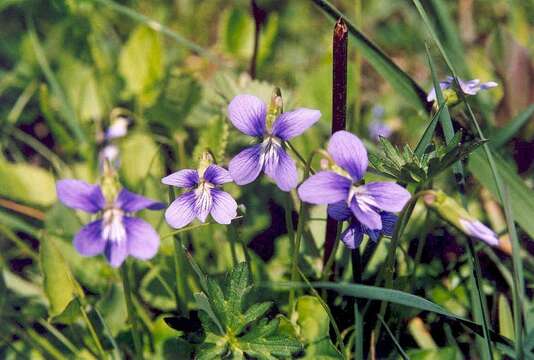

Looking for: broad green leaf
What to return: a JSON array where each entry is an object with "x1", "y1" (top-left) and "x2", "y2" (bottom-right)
[
  {"x1": 468, "y1": 149, "x2": 534, "y2": 240},
  {"x1": 39, "y1": 235, "x2": 81, "y2": 320},
  {"x1": 97, "y1": 283, "x2": 127, "y2": 336},
  {"x1": 296, "y1": 296, "x2": 342, "y2": 359},
  {"x1": 0, "y1": 155, "x2": 56, "y2": 206},
  {"x1": 296, "y1": 296, "x2": 330, "y2": 342},
  {"x1": 408, "y1": 347, "x2": 458, "y2": 360},
  {"x1": 119, "y1": 25, "x2": 164, "y2": 106},
  {"x1": 221, "y1": 7, "x2": 253, "y2": 58},
  {"x1": 499, "y1": 294, "x2": 515, "y2": 341},
  {"x1": 119, "y1": 132, "x2": 163, "y2": 188}
]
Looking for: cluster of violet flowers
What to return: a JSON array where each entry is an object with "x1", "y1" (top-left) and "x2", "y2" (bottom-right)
[{"x1": 57, "y1": 83, "x2": 499, "y2": 267}]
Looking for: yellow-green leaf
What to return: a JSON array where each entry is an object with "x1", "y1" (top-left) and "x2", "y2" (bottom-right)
[
  {"x1": 498, "y1": 294, "x2": 515, "y2": 341},
  {"x1": 119, "y1": 26, "x2": 164, "y2": 107},
  {"x1": 40, "y1": 235, "x2": 81, "y2": 319}
]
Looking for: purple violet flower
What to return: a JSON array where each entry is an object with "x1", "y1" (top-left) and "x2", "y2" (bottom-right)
[
  {"x1": 227, "y1": 94, "x2": 321, "y2": 191},
  {"x1": 459, "y1": 218, "x2": 499, "y2": 247},
  {"x1": 162, "y1": 164, "x2": 238, "y2": 228},
  {"x1": 427, "y1": 76, "x2": 498, "y2": 102},
  {"x1": 298, "y1": 130, "x2": 411, "y2": 235},
  {"x1": 329, "y1": 199, "x2": 397, "y2": 248},
  {"x1": 368, "y1": 120, "x2": 392, "y2": 141},
  {"x1": 56, "y1": 180, "x2": 165, "y2": 267}
]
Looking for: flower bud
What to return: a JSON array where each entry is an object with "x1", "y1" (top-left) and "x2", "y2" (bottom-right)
[
  {"x1": 197, "y1": 151, "x2": 214, "y2": 178},
  {"x1": 101, "y1": 159, "x2": 121, "y2": 203},
  {"x1": 266, "y1": 88, "x2": 283, "y2": 130},
  {"x1": 423, "y1": 190, "x2": 498, "y2": 246}
]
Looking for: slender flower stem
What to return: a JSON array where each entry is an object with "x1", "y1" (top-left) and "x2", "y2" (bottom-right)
[
  {"x1": 227, "y1": 224, "x2": 239, "y2": 266},
  {"x1": 324, "y1": 18, "x2": 348, "y2": 269},
  {"x1": 77, "y1": 299, "x2": 106, "y2": 359},
  {"x1": 289, "y1": 152, "x2": 316, "y2": 315},
  {"x1": 322, "y1": 222, "x2": 343, "y2": 281},
  {"x1": 120, "y1": 264, "x2": 143, "y2": 359},
  {"x1": 352, "y1": 249, "x2": 363, "y2": 360}
]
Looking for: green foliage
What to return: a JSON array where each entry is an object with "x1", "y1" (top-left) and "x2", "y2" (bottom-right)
[
  {"x1": 119, "y1": 26, "x2": 164, "y2": 107},
  {"x1": 39, "y1": 235, "x2": 82, "y2": 321},
  {"x1": 0, "y1": 155, "x2": 56, "y2": 206},
  {"x1": 369, "y1": 134, "x2": 485, "y2": 185},
  {"x1": 184, "y1": 262, "x2": 302, "y2": 359}
]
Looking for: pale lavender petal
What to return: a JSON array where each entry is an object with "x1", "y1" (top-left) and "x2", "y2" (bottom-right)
[
  {"x1": 480, "y1": 81, "x2": 498, "y2": 90},
  {"x1": 203, "y1": 164, "x2": 232, "y2": 185},
  {"x1": 341, "y1": 223, "x2": 364, "y2": 249},
  {"x1": 426, "y1": 80, "x2": 452, "y2": 102},
  {"x1": 380, "y1": 212, "x2": 398, "y2": 237},
  {"x1": 459, "y1": 78, "x2": 480, "y2": 95},
  {"x1": 227, "y1": 94, "x2": 266, "y2": 137},
  {"x1": 350, "y1": 200, "x2": 382, "y2": 230},
  {"x1": 327, "y1": 131, "x2": 368, "y2": 181},
  {"x1": 56, "y1": 179, "x2": 105, "y2": 213},
  {"x1": 104, "y1": 240, "x2": 128, "y2": 268},
  {"x1": 263, "y1": 145, "x2": 298, "y2": 191},
  {"x1": 229, "y1": 145, "x2": 263, "y2": 185},
  {"x1": 327, "y1": 201, "x2": 352, "y2": 221},
  {"x1": 124, "y1": 217, "x2": 159, "y2": 260},
  {"x1": 271, "y1": 108, "x2": 321, "y2": 140},
  {"x1": 459, "y1": 219, "x2": 499, "y2": 247},
  {"x1": 161, "y1": 169, "x2": 199, "y2": 188},
  {"x1": 298, "y1": 171, "x2": 351, "y2": 204},
  {"x1": 73, "y1": 220, "x2": 106, "y2": 256},
  {"x1": 116, "y1": 189, "x2": 165, "y2": 212},
  {"x1": 165, "y1": 191, "x2": 196, "y2": 229},
  {"x1": 210, "y1": 189, "x2": 237, "y2": 224},
  {"x1": 194, "y1": 187, "x2": 212, "y2": 223},
  {"x1": 105, "y1": 117, "x2": 128, "y2": 140},
  {"x1": 368, "y1": 120, "x2": 393, "y2": 141},
  {"x1": 363, "y1": 182, "x2": 411, "y2": 213}
]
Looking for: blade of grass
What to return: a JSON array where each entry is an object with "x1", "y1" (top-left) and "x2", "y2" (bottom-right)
[
  {"x1": 26, "y1": 18, "x2": 87, "y2": 146},
  {"x1": 377, "y1": 314, "x2": 409, "y2": 360},
  {"x1": 310, "y1": 0, "x2": 430, "y2": 112},
  {"x1": 411, "y1": 2, "x2": 525, "y2": 358},
  {"x1": 414, "y1": 100, "x2": 446, "y2": 157},
  {"x1": 491, "y1": 104, "x2": 534, "y2": 149}
]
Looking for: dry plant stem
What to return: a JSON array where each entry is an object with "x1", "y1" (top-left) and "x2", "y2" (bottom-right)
[
  {"x1": 0, "y1": 197, "x2": 45, "y2": 220},
  {"x1": 249, "y1": 0, "x2": 262, "y2": 78},
  {"x1": 323, "y1": 18, "x2": 348, "y2": 268}
]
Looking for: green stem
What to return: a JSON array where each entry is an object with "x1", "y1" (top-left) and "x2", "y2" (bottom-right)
[
  {"x1": 120, "y1": 264, "x2": 143, "y2": 359},
  {"x1": 352, "y1": 249, "x2": 363, "y2": 360},
  {"x1": 321, "y1": 222, "x2": 343, "y2": 281},
  {"x1": 227, "y1": 225, "x2": 239, "y2": 266},
  {"x1": 172, "y1": 234, "x2": 188, "y2": 314},
  {"x1": 78, "y1": 299, "x2": 106, "y2": 359}
]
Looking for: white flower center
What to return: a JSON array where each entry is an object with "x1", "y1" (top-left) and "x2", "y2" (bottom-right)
[
  {"x1": 102, "y1": 207, "x2": 126, "y2": 243},
  {"x1": 195, "y1": 180, "x2": 214, "y2": 213},
  {"x1": 260, "y1": 136, "x2": 282, "y2": 169},
  {"x1": 348, "y1": 185, "x2": 378, "y2": 213}
]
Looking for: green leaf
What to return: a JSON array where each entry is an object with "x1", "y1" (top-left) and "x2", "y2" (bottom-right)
[
  {"x1": 468, "y1": 149, "x2": 534, "y2": 240},
  {"x1": 96, "y1": 283, "x2": 128, "y2": 336},
  {"x1": 119, "y1": 25, "x2": 164, "y2": 107},
  {"x1": 39, "y1": 235, "x2": 81, "y2": 320},
  {"x1": 221, "y1": 7, "x2": 254, "y2": 57},
  {"x1": 296, "y1": 296, "x2": 330, "y2": 342},
  {"x1": 0, "y1": 155, "x2": 56, "y2": 206},
  {"x1": 296, "y1": 296, "x2": 342, "y2": 359},
  {"x1": 499, "y1": 294, "x2": 515, "y2": 341},
  {"x1": 119, "y1": 132, "x2": 163, "y2": 188}
]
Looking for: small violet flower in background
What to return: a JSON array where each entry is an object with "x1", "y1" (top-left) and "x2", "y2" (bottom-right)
[
  {"x1": 368, "y1": 105, "x2": 392, "y2": 141},
  {"x1": 105, "y1": 116, "x2": 129, "y2": 140},
  {"x1": 227, "y1": 94, "x2": 321, "y2": 191},
  {"x1": 162, "y1": 158, "x2": 237, "y2": 229},
  {"x1": 427, "y1": 76, "x2": 498, "y2": 102},
  {"x1": 298, "y1": 130, "x2": 411, "y2": 247},
  {"x1": 56, "y1": 179, "x2": 164, "y2": 267}
]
